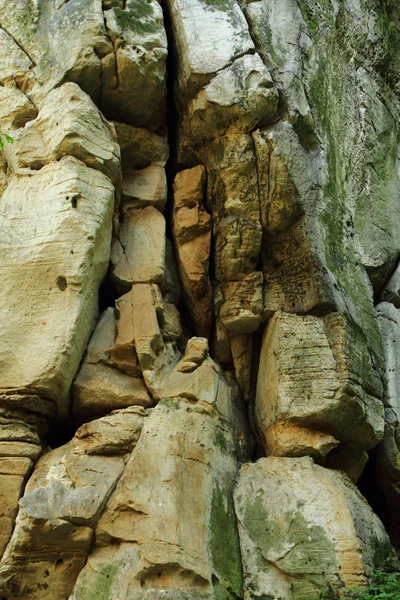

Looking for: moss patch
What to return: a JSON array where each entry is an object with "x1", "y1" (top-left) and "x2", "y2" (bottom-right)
[
  {"x1": 114, "y1": 1, "x2": 161, "y2": 36},
  {"x1": 210, "y1": 483, "x2": 243, "y2": 599}
]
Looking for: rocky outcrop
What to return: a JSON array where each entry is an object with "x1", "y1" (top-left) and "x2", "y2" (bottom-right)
[
  {"x1": 376, "y1": 302, "x2": 400, "y2": 547},
  {"x1": 0, "y1": 407, "x2": 146, "y2": 599},
  {"x1": 0, "y1": 0, "x2": 399, "y2": 598},
  {"x1": 234, "y1": 457, "x2": 397, "y2": 600},
  {"x1": 256, "y1": 311, "x2": 384, "y2": 464},
  {"x1": 173, "y1": 165, "x2": 212, "y2": 338}
]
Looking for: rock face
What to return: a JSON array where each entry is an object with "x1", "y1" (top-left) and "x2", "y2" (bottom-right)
[
  {"x1": 0, "y1": 0, "x2": 399, "y2": 598},
  {"x1": 234, "y1": 457, "x2": 396, "y2": 600}
]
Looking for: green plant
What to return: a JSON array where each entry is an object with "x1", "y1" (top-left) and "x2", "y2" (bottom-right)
[
  {"x1": 0, "y1": 133, "x2": 14, "y2": 149},
  {"x1": 345, "y1": 569, "x2": 400, "y2": 599}
]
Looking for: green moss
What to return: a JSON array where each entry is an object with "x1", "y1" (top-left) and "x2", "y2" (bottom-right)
[
  {"x1": 210, "y1": 484, "x2": 243, "y2": 599},
  {"x1": 213, "y1": 427, "x2": 230, "y2": 455},
  {"x1": 242, "y1": 497, "x2": 340, "y2": 599},
  {"x1": 74, "y1": 562, "x2": 122, "y2": 600},
  {"x1": 114, "y1": 2, "x2": 160, "y2": 36},
  {"x1": 159, "y1": 398, "x2": 181, "y2": 410},
  {"x1": 344, "y1": 568, "x2": 400, "y2": 599},
  {"x1": 296, "y1": 0, "x2": 335, "y2": 35},
  {"x1": 199, "y1": 0, "x2": 234, "y2": 14}
]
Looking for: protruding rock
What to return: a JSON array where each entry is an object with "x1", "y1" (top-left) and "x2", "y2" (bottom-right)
[
  {"x1": 173, "y1": 166, "x2": 213, "y2": 337},
  {"x1": 72, "y1": 399, "x2": 243, "y2": 599},
  {"x1": 71, "y1": 304, "x2": 151, "y2": 417},
  {"x1": 376, "y1": 302, "x2": 400, "y2": 546},
  {"x1": 165, "y1": 0, "x2": 254, "y2": 99},
  {"x1": 72, "y1": 363, "x2": 151, "y2": 417},
  {"x1": 179, "y1": 54, "x2": 278, "y2": 157},
  {"x1": 0, "y1": 408, "x2": 145, "y2": 599},
  {"x1": 8, "y1": 83, "x2": 120, "y2": 184},
  {"x1": 234, "y1": 457, "x2": 396, "y2": 599},
  {"x1": 0, "y1": 157, "x2": 115, "y2": 416},
  {"x1": 256, "y1": 312, "x2": 384, "y2": 459},
  {"x1": 216, "y1": 272, "x2": 263, "y2": 335},
  {"x1": 111, "y1": 206, "x2": 166, "y2": 293},
  {"x1": 130, "y1": 284, "x2": 181, "y2": 398},
  {"x1": 101, "y1": 0, "x2": 167, "y2": 131},
  {"x1": 113, "y1": 121, "x2": 169, "y2": 170},
  {"x1": 229, "y1": 334, "x2": 253, "y2": 402},
  {"x1": 121, "y1": 164, "x2": 167, "y2": 213}
]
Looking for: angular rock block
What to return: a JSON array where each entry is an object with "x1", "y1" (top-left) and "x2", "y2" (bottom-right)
[
  {"x1": 113, "y1": 121, "x2": 169, "y2": 170},
  {"x1": 101, "y1": 0, "x2": 167, "y2": 130},
  {"x1": 173, "y1": 165, "x2": 213, "y2": 337},
  {"x1": 71, "y1": 400, "x2": 243, "y2": 599},
  {"x1": 216, "y1": 272, "x2": 263, "y2": 335},
  {"x1": 0, "y1": 409, "x2": 146, "y2": 600},
  {"x1": 111, "y1": 206, "x2": 166, "y2": 293},
  {"x1": 234, "y1": 457, "x2": 396, "y2": 599},
  {"x1": 72, "y1": 306, "x2": 151, "y2": 418},
  {"x1": 180, "y1": 55, "x2": 278, "y2": 154},
  {"x1": 122, "y1": 164, "x2": 167, "y2": 213},
  {"x1": 0, "y1": 157, "x2": 115, "y2": 416},
  {"x1": 8, "y1": 83, "x2": 120, "y2": 184},
  {"x1": 256, "y1": 311, "x2": 384, "y2": 458},
  {"x1": 165, "y1": 0, "x2": 254, "y2": 99}
]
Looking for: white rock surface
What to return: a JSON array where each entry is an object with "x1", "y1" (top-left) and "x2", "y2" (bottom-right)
[{"x1": 0, "y1": 157, "x2": 115, "y2": 415}]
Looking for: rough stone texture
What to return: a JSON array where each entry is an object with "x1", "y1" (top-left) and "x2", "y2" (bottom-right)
[
  {"x1": 234, "y1": 457, "x2": 396, "y2": 600},
  {"x1": 0, "y1": 0, "x2": 399, "y2": 596},
  {"x1": 113, "y1": 121, "x2": 168, "y2": 170},
  {"x1": 376, "y1": 302, "x2": 400, "y2": 547},
  {"x1": 71, "y1": 399, "x2": 244, "y2": 600},
  {"x1": 0, "y1": 157, "x2": 115, "y2": 416},
  {"x1": 6, "y1": 83, "x2": 120, "y2": 184},
  {"x1": 101, "y1": 0, "x2": 167, "y2": 131},
  {"x1": 256, "y1": 311, "x2": 384, "y2": 455},
  {"x1": 216, "y1": 273, "x2": 264, "y2": 335},
  {"x1": 0, "y1": 409, "x2": 145, "y2": 600},
  {"x1": 121, "y1": 164, "x2": 167, "y2": 213},
  {"x1": 165, "y1": 0, "x2": 254, "y2": 100},
  {"x1": 111, "y1": 206, "x2": 166, "y2": 293},
  {"x1": 72, "y1": 306, "x2": 151, "y2": 418},
  {"x1": 173, "y1": 166, "x2": 213, "y2": 338}
]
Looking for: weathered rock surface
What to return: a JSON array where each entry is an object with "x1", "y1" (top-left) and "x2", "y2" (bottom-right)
[
  {"x1": 0, "y1": 157, "x2": 115, "y2": 416},
  {"x1": 173, "y1": 165, "x2": 212, "y2": 337},
  {"x1": 234, "y1": 457, "x2": 396, "y2": 599},
  {"x1": 6, "y1": 83, "x2": 120, "y2": 184},
  {"x1": 71, "y1": 399, "x2": 244, "y2": 600},
  {"x1": 0, "y1": 408, "x2": 145, "y2": 599},
  {"x1": 111, "y1": 206, "x2": 166, "y2": 293},
  {"x1": 256, "y1": 311, "x2": 384, "y2": 458},
  {"x1": 0, "y1": 0, "x2": 400, "y2": 596},
  {"x1": 72, "y1": 306, "x2": 151, "y2": 418},
  {"x1": 376, "y1": 302, "x2": 400, "y2": 547}
]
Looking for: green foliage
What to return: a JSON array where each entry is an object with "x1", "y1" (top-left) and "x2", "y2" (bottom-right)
[
  {"x1": 345, "y1": 569, "x2": 400, "y2": 600},
  {"x1": 0, "y1": 133, "x2": 14, "y2": 149}
]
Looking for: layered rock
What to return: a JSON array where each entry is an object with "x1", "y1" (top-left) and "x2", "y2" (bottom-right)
[
  {"x1": 71, "y1": 402, "x2": 243, "y2": 600},
  {"x1": 256, "y1": 311, "x2": 384, "y2": 475},
  {"x1": 376, "y1": 302, "x2": 400, "y2": 547},
  {"x1": 0, "y1": 157, "x2": 115, "y2": 416},
  {"x1": 0, "y1": 0, "x2": 399, "y2": 597},
  {"x1": 0, "y1": 407, "x2": 146, "y2": 600},
  {"x1": 173, "y1": 165, "x2": 212, "y2": 338}
]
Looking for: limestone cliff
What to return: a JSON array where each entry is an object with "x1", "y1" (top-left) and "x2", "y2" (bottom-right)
[{"x1": 0, "y1": 0, "x2": 399, "y2": 599}]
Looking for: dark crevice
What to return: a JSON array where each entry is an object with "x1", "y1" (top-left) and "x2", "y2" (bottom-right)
[
  {"x1": 98, "y1": 267, "x2": 120, "y2": 312},
  {"x1": 163, "y1": 0, "x2": 179, "y2": 232}
]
